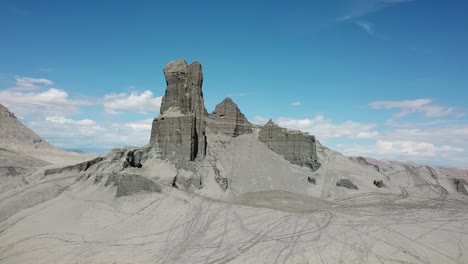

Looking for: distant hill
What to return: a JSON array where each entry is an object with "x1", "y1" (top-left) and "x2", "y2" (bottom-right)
[{"x1": 0, "y1": 104, "x2": 55, "y2": 150}]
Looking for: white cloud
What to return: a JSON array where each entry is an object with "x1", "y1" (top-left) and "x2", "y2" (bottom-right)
[
  {"x1": 13, "y1": 76, "x2": 53, "y2": 90},
  {"x1": 46, "y1": 116, "x2": 97, "y2": 126},
  {"x1": 340, "y1": 124, "x2": 468, "y2": 166},
  {"x1": 276, "y1": 115, "x2": 380, "y2": 139},
  {"x1": 369, "y1": 99, "x2": 457, "y2": 118},
  {"x1": 0, "y1": 88, "x2": 85, "y2": 117},
  {"x1": 30, "y1": 117, "x2": 152, "y2": 149},
  {"x1": 104, "y1": 90, "x2": 162, "y2": 114},
  {"x1": 291, "y1": 101, "x2": 301, "y2": 107},
  {"x1": 45, "y1": 116, "x2": 104, "y2": 137},
  {"x1": 376, "y1": 140, "x2": 463, "y2": 158}
]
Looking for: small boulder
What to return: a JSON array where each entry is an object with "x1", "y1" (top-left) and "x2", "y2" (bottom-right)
[
  {"x1": 307, "y1": 176, "x2": 316, "y2": 184},
  {"x1": 336, "y1": 179, "x2": 358, "y2": 190},
  {"x1": 454, "y1": 179, "x2": 468, "y2": 195},
  {"x1": 373, "y1": 180, "x2": 384, "y2": 188}
]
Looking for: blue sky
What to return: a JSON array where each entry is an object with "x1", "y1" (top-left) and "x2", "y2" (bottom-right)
[{"x1": 0, "y1": 0, "x2": 467, "y2": 166}]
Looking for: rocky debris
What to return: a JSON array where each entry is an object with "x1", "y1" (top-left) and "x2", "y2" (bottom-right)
[
  {"x1": 212, "y1": 164, "x2": 228, "y2": 190},
  {"x1": 0, "y1": 104, "x2": 16, "y2": 119},
  {"x1": 171, "y1": 169, "x2": 203, "y2": 190},
  {"x1": 207, "y1": 98, "x2": 253, "y2": 137},
  {"x1": 150, "y1": 60, "x2": 207, "y2": 162},
  {"x1": 123, "y1": 150, "x2": 143, "y2": 168},
  {"x1": 373, "y1": 180, "x2": 384, "y2": 188},
  {"x1": 336, "y1": 179, "x2": 358, "y2": 190},
  {"x1": 105, "y1": 173, "x2": 161, "y2": 197},
  {"x1": 0, "y1": 166, "x2": 26, "y2": 177},
  {"x1": 259, "y1": 120, "x2": 321, "y2": 171},
  {"x1": 44, "y1": 156, "x2": 104, "y2": 176},
  {"x1": 454, "y1": 179, "x2": 468, "y2": 195},
  {"x1": 426, "y1": 166, "x2": 438, "y2": 179},
  {"x1": 307, "y1": 176, "x2": 316, "y2": 184}
]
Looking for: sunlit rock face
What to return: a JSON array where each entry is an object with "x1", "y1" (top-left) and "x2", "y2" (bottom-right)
[{"x1": 150, "y1": 60, "x2": 207, "y2": 162}]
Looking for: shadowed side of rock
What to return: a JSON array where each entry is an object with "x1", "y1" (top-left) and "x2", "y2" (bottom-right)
[
  {"x1": 150, "y1": 60, "x2": 207, "y2": 162},
  {"x1": 259, "y1": 120, "x2": 321, "y2": 171},
  {"x1": 105, "y1": 173, "x2": 161, "y2": 197},
  {"x1": 207, "y1": 98, "x2": 253, "y2": 137}
]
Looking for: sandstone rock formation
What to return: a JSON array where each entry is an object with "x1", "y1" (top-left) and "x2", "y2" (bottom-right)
[
  {"x1": 207, "y1": 98, "x2": 253, "y2": 136},
  {"x1": 149, "y1": 60, "x2": 320, "y2": 173},
  {"x1": 150, "y1": 60, "x2": 207, "y2": 162},
  {"x1": 259, "y1": 120, "x2": 321, "y2": 171}
]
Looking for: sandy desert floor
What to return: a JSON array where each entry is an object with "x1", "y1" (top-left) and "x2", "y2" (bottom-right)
[{"x1": 0, "y1": 171, "x2": 467, "y2": 264}]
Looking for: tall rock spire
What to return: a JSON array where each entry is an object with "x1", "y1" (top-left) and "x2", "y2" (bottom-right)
[{"x1": 150, "y1": 60, "x2": 207, "y2": 161}]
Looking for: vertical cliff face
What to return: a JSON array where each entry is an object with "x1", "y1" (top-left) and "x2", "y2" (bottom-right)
[
  {"x1": 207, "y1": 98, "x2": 253, "y2": 137},
  {"x1": 150, "y1": 60, "x2": 207, "y2": 162},
  {"x1": 259, "y1": 120, "x2": 321, "y2": 171}
]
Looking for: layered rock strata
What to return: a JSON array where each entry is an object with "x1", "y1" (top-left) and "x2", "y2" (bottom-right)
[
  {"x1": 149, "y1": 60, "x2": 320, "y2": 172},
  {"x1": 259, "y1": 120, "x2": 321, "y2": 171},
  {"x1": 207, "y1": 98, "x2": 253, "y2": 136},
  {"x1": 150, "y1": 60, "x2": 207, "y2": 162}
]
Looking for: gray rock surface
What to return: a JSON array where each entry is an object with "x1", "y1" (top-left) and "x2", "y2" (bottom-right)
[
  {"x1": 105, "y1": 173, "x2": 161, "y2": 197},
  {"x1": 0, "y1": 104, "x2": 54, "y2": 150},
  {"x1": 207, "y1": 98, "x2": 253, "y2": 137},
  {"x1": 150, "y1": 60, "x2": 207, "y2": 162},
  {"x1": 454, "y1": 179, "x2": 468, "y2": 195},
  {"x1": 44, "y1": 156, "x2": 104, "y2": 176},
  {"x1": 336, "y1": 178, "x2": 358, "y2": 190},
  {"x1": 259, "y1": 120, "x2": 321, "y2": 171}
]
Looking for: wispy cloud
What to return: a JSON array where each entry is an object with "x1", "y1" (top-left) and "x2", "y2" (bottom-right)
[
  {"x1": 12, "y1": 76, "x2": 53, "y2": 90},
  {"x1": 369, "y1": 99, "x2": 459, "y2": 118},
  {"x1": 355, "y1": 20, "x2": 375, "y2": 35},
  {"x1": 339, "y1": 0, "x2": 416, "y2": 39},
  {"x1": 291, "y1": 101, "x2": 301, "y2": 106},
  {"x1": 339, "y1": 0, "x2": 417, "y2": 21},
  {"x1": 276, "y1": 115, "x2": 380, "y2": 140}
]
